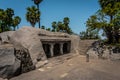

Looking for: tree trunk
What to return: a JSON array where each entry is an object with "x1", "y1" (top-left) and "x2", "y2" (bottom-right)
[
  {"x1": 106, "y1": 32, "x2": 113, "y2": 44},
  {"x1": 114, "y1": 31, "x2": 119, "y2": 43},
  {"x1": 110, "y1": 15, "x2": 113, "y2": 23},
  {"x1": 37, "y1": 4, "x2": 40, "y2": 28},
  {"x1": 1, "y1": 24, "x2": 4, "y2": 32},
  {"x1": 14, "y1": 27, "x2": 16, "y2": 31},
  {"x1": 17, "y1": 25, "x2": 19, "y2": 30},
  {"x1": 31, "y1": 23, "x2": 35, "y2": 27},
  {"x1": 104, "y1": 27, "x2": 113, "y2": 44}
]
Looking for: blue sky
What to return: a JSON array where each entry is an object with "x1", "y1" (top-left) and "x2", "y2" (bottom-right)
[{"x1": 0, "y1": 0, "x2": 100, "y2": 34}]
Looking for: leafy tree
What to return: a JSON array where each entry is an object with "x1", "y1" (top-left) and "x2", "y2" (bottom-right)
[
  {"x1": 0, "y1": 9, "x2": 5, "y2": 32},
  {"x1": 63, "y1": 17, "x2": 69, "y2": 31},
  {"x1": 0, "y1": 8, "x2": 21, "y2": 32},
  {"x1": 99, "y1": 0, "x2": 120, "y2": 43},
  {"x1": 26, "y1": 6, "x2": 40, "y2": 27},
  {"x1": 41, "y1": 25, "x2": 45, "y2": 29},
  {"x1": 51, "y1": 21, "x2": 57, "y2": 32},
  {"x1": 4, "y1": 8, "x2": 14, "y2": 31},
  {"x1": 12, "y1": 16, "x2": 21, "y2": 31},
  {"x1": 6, "y1": 8, "x2": 14, "y2": 26},
  {"x1": 32, "y1": 0, "x2": 43, "y2": 28},
  {"x1": 80, "y1": 28, "x2": 100, "y2": 40},
  {"x1": 57, "y1": 21, "x2": 63, "y2": 32},
  {"x1": 46, "y1": 28, "x2": 51, "y2": 31},
  {"x1": 86, "y1": 0, "x2": 120, "y2": 44},
  {"x1": 32, "y1": 0, "x2": 43, "y2": 10},
  {"x1": 63, "y1": 17, "x2": 73, "y2": 34},
  {"x1": 51, "y1": 17, "x2": 73, "y2": 34},
  {"x1": 80, "y1": 31, "x2": 87, "y2": 39}
]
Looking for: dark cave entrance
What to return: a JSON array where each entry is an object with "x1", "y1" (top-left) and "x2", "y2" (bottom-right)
[
  {"x1": 42, "y1": 44, "x2": 51, "y2": 58},
  {"x1": 42, "y1": 41, "x2": 71, "y2": 58},
  {"x1": 54, "y1": 43, "x2": 60, "y2": 56}
]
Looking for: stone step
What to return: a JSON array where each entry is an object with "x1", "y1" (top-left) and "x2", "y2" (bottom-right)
[{"x1": 79, "y1": 40, "x2": 96, "y2": 55}]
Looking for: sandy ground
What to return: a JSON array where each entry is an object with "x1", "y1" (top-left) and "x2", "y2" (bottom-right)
[{"x1": 11, "y1": 53, "x2": 120, "y2": 80}]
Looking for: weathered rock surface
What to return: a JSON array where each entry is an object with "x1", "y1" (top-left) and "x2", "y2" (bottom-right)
[
  {"x1": 86, "y1": 41, "x2": 120, "y2": 60},
  {"x1": 70, "y1": 35, "x2": 80, "y2": 54},
  {"x1": 0, "y1": 31, "x2": 14, "y2": 44},
  {"x1": 0, "y1": 44, "x2": 20, "y2": 79},
  {"x1": 79, "y1": 40, "x2": 96, "y2": 55},
  {"x1": 10, "y1": 27, "x2": 47, "y2": 66},
  {"x1": 0, "y1": 44, "x2": 35, "y2": 79}
]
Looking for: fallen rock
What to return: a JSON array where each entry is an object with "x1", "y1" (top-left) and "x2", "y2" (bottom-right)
[
  {"x1": 0, "y1": 44, "x2": 35, "y2": 79},
  {"x1": 0, "y1": 44, "x2": 20, "y2": 79}
]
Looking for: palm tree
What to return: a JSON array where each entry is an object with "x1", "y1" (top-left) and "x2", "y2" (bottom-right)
[
  {"x1": 63, "y1": 17, "x2": 70, "y2": 32},
  {"x1": 0, "y1": 8, "x2": 14, "y2": 32},
  {"x1": 12, "y1": 16, "x2": 21, "y2": 31},
  {"x1": 16, "y1": 16, "x2": 21, "y2": 29},
  {"x1": 26, "y1": 6, "x2": 40, "y2": 27},
  {"x1": 63, "y1": 17, "x2": 73, "y2": 34},
  {"x1": 46, "y1": 28, "x2": 51, "y2": 31},
  {"x1": 41, "y1": 25, "x2": 45, "y2": 29},
  {"x1": 0, "y1": 9, "x2": 5, "y2": 32},
  {"x1": 5, "y1": 8, "x2": 14, "y2": 28},
  {"x1": 57, "y1": 21, "x2": 63, "y2": 32},
  {"x1": 52, "y1": 21, "x2": 57, "y2": 32},
  {"x1": 63, "y1": 17, "x2": 69, "y2": 26},
  {"x1": 32, "y1": 0, "x2": 43, "y2": 28}
]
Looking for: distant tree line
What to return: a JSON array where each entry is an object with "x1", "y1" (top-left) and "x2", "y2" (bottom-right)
[
  {"x1": 40, "y1": 17, "x2": 73, "y2": 34},
  {"x1": 80, "y1": 28, "x2": 100, "y2": 40},
  {"x1": 51, "y1": 17, "x2": 73, "y2": 34}
]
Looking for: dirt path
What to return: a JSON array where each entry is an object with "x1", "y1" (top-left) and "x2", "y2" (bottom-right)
[{"x1": 11, "y1": 53, "x2": 120, "y2": 80}]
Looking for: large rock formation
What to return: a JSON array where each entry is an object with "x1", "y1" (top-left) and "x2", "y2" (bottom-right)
[
  {"x1": 0, "y1": 26, "x2": 80, "y2": 78},
  {"x1": 8, "y1": 27, "x2": 80, "y2": 66}
]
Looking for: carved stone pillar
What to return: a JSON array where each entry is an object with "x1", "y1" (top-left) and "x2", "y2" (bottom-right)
[
  {"x1": 0, "y1": 37, "x2": 1, "y2": 45},
  {"x1": 67, "y1": 42, "x2": 70, "y2": 53},
  {"x1": 0, "y1": 41, "x2": 1, "y2": 45},
  {"x1": 60, "y1": 43, "x2": 63, "y2": 55},
  {"x1": 50, "y1": 43, "x2": 54, "y2": 57}
]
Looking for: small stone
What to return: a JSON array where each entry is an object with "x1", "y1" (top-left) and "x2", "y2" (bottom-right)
[
  {"x1": 68, "y1": 63, "x2": 73, "y2": 66},
  {"x1": 46, "y1": 66, "x2": 52, "y2": 69},
  {"x1": 38, "y1": 68, "x2": 45, "y2": 72},
  {"x1": 60, "y1": 73, "x2": 68, "y2": 78}
]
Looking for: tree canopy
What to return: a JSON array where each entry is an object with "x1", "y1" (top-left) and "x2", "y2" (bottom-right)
[
  {"x1": 80, "y1": 28, "x2": 100, "y2": 40},
  {"x1": 26, "y1": 6, "x2": 40, "y2": 27},
  {"x1": 0, "y1": 8, "x2": 21, "y2": 32},
  {"x1": 12, "y1": 16, "x2": 21, "y2": 31},
  {"x1": 86, "y1": 0, "x2": 120, "y2": 44},
  {"x1": 32, "y1": 0, "x2": 43, "y2": 28},
  {"x1": 51, "y1": 17, "x2": 73, "y2": 34}
]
